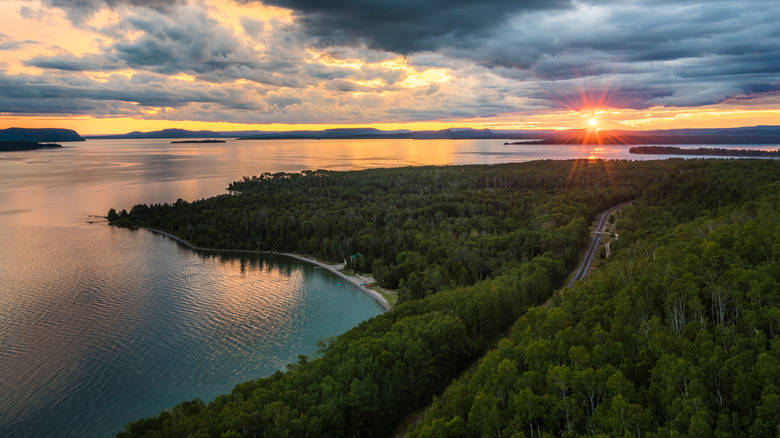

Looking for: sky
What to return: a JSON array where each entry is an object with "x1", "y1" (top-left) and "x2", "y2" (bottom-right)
[{"x1": 0, "y1": 0, "x2": 779, "y2": 135}]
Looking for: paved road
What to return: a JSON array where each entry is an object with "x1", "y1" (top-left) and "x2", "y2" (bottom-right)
[{"x1": 566, "y1": 201, "x2": 633, "y2": 288}]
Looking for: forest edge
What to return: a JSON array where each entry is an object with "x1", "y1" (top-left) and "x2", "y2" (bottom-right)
[{"x1": 134, "y1": 226, "x2": 393, "y2": 311}]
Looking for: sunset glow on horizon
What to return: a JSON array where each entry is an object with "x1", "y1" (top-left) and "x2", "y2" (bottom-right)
[{"x1": 1, "y1": 0, "x2": 778, "y2": 135}]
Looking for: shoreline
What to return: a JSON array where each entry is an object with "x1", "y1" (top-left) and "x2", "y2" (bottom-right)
[{"x1": 136, "y1": 226, "x2": 392, "y2": 311}]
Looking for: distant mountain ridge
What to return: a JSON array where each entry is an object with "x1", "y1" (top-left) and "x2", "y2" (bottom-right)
[
  {"x1": 81, "y1": 125, "x2": 780, "y2": 144},
  {"x1": 0, "y1": 128, "x2": 84, "y2": 142},
  {"x1": 85, "y1": 128, "x2": 227, "y2": 139},
  {"x1": 237, "y1": 128, "x2": 499, "y2": 140},
  {"x1": 83, "y1": 127, "x2": 499, "y2": 140}
]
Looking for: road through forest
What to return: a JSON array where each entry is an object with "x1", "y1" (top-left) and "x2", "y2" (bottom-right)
[{"x1": 567, "y1": 200, "x2": 634, "y2": 287}]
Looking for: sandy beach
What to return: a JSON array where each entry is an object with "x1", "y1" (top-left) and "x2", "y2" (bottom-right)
[{"x1": 137, "y1": 226, "x2": 392, "y2": 311}]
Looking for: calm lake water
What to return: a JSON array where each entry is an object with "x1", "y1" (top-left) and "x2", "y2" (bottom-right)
[{"x1": 0, "y1": 139, "x2": 775, "y2": 437}]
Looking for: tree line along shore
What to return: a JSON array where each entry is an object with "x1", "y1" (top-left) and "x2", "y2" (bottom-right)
[
  {"x1": 109, "y1": 159, "x2": 780, "y2": 437},
  {"x1": 630, "y1": 145, "x2": 780, "y2": 157},
  {"x1": 138, "y1": 225, "x2": 393, "y2": 310},
  {"x1": 0, "y1": 141, "x2": 62, "y2": 152}
]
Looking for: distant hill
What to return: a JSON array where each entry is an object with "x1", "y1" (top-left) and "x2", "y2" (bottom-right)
[
  {"x1": 0, "y1": 128, "x2": 84, "y2": 142},
  {"x1": 84, "y1": 128, "x2": 227, "y2": 139},
  {"x1": 81, "y1": 125, "x2": 780, "y2": 144},
  {"x1": 84, "y1": 127, "x2": 502, "y2": 140},
  {"x1": 237, "y1": 127, "x2": 396, "y2": 139},
  {"x1": 238, "y1": 128, "x2": 499, "y2": 140}
]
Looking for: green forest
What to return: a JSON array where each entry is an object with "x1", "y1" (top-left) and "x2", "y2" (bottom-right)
[{"x1": 110, "y1": 158, "x2": 780, "y2": 437}]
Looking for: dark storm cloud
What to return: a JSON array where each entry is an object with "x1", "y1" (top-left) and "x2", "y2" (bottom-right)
[
  {"x1": 527, "y1": 84, "x2": 675, "y2": 111},
  {"x1": 42, "y1": 0, "x2": 186, "y2": 22},
  {"x1": 240, "y1": 17, "x2": 264, "y2": 39},
  {"x1": 0, "y1": 67, "x2": 480, "y2": 124},
  {"x1": 265, "y1": 95, "x2": 302, "y2": 109},
  {"x1": 26, "y1": 6, "x2": 302, "y2": 87},
  {"x1": 25, "y1": 54, "x2": 123, "y2": 72},
  {"x1": 0, "y1": 70, "x2": 269, "y2": 116},
  {"x1": 26, "y1": 5, "x2": 393, "y2": 91},
  {"x1": 324, "y1": 79, "x2": 360, "y2": 92},
  {"x1": 229, "y1": 0, "x2": 779, "y2": 110},
  {"x1": 19, "y1": 6, "x2": 52, "y2": 21},
  {"x1": 453, "y1": 0, "x2": 780, "y2": 108},
  {"x1": 0, "y1": 33, "x2": 36, "y2": 51},
  {"x1": 741, "y1": 83, "x2": 780, "y2": 96},
  {"x1": 459, "y1": 1, "x2": 780, "y2": 74},
  {"x1": 100, "y1": 7, "x2": 330, "y2": 88},
  {"x1": 246, "y1": 0, "x2": 573, "y2": 54},
  {"x1": 109, "y1": 10, "x2": 245, "y2": 74},
  {"x1": 8, "y1": 0, "x2": 780, "y2": 121}
]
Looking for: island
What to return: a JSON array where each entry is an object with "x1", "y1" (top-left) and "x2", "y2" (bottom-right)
[
  {"x1": 170, "y1": 139, "x2": 226, "y2": 144},
  {"x1": 629, "y1": 145, "x2": 780, "y2": 157},
  {"x1": 504, "y1": 140, "x2": 542, "y2": 145},
  {"x1": 0, "y1": 141, "x2": 63, "y2": 152}
]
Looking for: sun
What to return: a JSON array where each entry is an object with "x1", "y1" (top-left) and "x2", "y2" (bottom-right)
[{"x1": 588, "y1": 118, "x2": 598, "y2": 127}]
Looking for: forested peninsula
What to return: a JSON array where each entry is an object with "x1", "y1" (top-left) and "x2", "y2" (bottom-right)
[
  {"x1": 0, "y1": 141, "x2": 62, "y2": 152},
  {"x1": 0, "y1": 127, "x2": 83, "y2": 142},
  {"x1": 630, "y1": 145, "x2": 780, "y2": 157},
  {"x1": 110, "y1": 159, "x2": 780, "y2": 437}
]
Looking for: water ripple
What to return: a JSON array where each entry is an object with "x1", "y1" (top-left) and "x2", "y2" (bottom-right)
[{"x1": 0, "y1": 225, "x2": 384, "y2": 438}]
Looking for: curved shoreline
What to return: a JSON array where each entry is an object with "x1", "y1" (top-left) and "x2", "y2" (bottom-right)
[{"x1": 137, "y1": 226, "x2": 392, "y2": 311}]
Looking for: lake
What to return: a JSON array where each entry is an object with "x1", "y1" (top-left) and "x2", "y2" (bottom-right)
[{"x1": 0, "y1": 138, "x2": 774, "y2": 437}]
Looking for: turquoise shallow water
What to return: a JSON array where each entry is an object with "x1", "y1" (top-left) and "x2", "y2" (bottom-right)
[
  {"x1": 1, "y1": 139, "x2": 773, "y2": 437},
  {"x1": 0, "y1": 223, "x2": 385, "y2": 437}
]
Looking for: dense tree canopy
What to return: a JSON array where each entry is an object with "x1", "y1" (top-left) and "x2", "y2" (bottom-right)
[
  {"x1": 111, "y1": 160, "x2": 656, "y2": 301},
  {"x1": 111, "y1": 158, "x2": 780, "y2": 437},
  {"x1": 409, "y1": 160, "x2": 780, "y2": 437}
]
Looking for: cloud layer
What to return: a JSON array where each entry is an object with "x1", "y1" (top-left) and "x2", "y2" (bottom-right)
[
  {"x1": 1, "y1": 0, "x2": 779, "y2": 127},
  {"x1": 41, "y1": 0, "x2": 187, "y2": 22},
  {"x1": 250, "y1": 0, "x2": 573, "y2": 53}
]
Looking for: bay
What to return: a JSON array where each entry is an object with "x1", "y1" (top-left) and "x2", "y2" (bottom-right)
[{"x1": 0, "y1": 138, "x2": 774, "y2": 437}]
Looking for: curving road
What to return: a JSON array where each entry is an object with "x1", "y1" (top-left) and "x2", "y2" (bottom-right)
[{"x1": 566, "y1": 200, "x2": 633, "y2": 288}]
